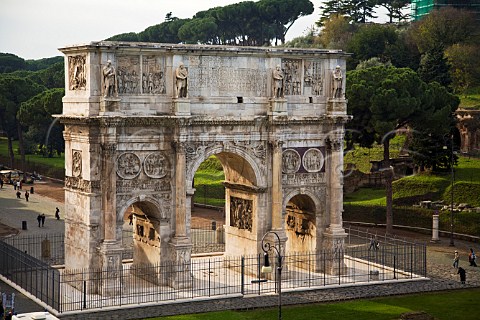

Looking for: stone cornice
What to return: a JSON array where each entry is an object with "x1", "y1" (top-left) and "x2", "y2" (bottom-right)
[
  {"x1": 59, "y1": 41, "x2": 351, "y2": 59},
  {"x1": 223, "y1": 181, "x2": 267, "y2": 194}
]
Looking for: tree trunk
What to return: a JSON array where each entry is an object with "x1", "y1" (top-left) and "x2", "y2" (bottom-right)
[
  {"x1": 17, "y1": 123, "x2": 26, "y2": 172},
  {"x1": 7, "y1": 135, "x2": 14, "y2": 168},
  {"x1": 384, "y1": 138, "x2": 394, "y2": 235}
]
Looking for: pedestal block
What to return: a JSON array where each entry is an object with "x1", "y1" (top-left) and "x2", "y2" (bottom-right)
[
  {"x1": 168, "y1": 237, "x2": 193, "y2": 289},
  {"x1": 269, "y1": 99, "x2": 287, "y2": 116},
  {"x1": 173, "y1": 99, "x2": 191, "y2": 116},
  {"x1": 99, "y1": 240, "x2": 124, "y2": 296}
]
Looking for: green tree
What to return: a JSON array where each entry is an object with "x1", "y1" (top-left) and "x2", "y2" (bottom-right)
[
  {"x1": 445, "y1": 43, "x2": 480, "y2": 93},
  {"x1": 347, "y1": 24, "x2": 398, "y2": 69},
  {"x1": 18, "y1": 88, "x2": 65, "y2": 157},
  {"x1": 317, "y1": 1, "x2": 350, "y2": 27},
  {"x1": 347, "y1": 0, "x2": 378, "y2": 24},
  {"x1": 417, "y1": 44, "x2": 452, "y2": 89},
  {"x1": 409, "y1": 82, "x2": 458, "y2": 171},
  {"x1": 409, "y1": 7, "x2": 476, "y2": 54},
  {"x1": 178, "y1": 17, "x2": 219, "y2": 44},
  {"x1": 0, "y1": 53, "x2": 27, "y2": 73},
  {"x1": 318, "y1": 14, "x2": 357, "y2": 50},
  {"x1": 346, "y1": 66, "x2": 434, "y2": 234},
  {"x1": 258, "y1": 0, "x2": 314, "y2": 45},
  {"x1": 377, "y1": 0, "x2": 410, "y2": 23},
  {"x1": 0, "y1": 75, "x2": 45, "y2": 169}
]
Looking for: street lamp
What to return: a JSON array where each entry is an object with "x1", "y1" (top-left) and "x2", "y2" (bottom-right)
[
  {"x1": 261, "y1": 231, "x2": 283, "y2": 320},
  {"x1": 443, "y1": 134, "x2": 455, "y2": 246}
]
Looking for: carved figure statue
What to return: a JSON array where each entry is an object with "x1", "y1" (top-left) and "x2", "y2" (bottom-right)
[
  {"x1": 103, "y1": 60, "x2": 117, "y2": 98},
  {"x1": 175, "y1": 63, "x2": 188, "y2": 98},
  {"x1": 272, "y1": 64, "x2": 284, "y2": 98},
  {"x1": 332, "y1": 65, "x2": 343, "y2": 98}
]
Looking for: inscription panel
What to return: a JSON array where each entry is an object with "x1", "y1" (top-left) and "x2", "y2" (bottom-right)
[{"x1": 188, "y1": 56, "x2": 267, "y2": 97}]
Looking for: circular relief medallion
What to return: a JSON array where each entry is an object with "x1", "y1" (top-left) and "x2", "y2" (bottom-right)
[
  {"x1": 72, "y1": 150, "x2": 82, "y2": 177},
  {"x1": 282, "y1": 149, "x2": 301, "y2": 174},
  {"x1": 302, "y1": 148, "x2": 324, "y2": 173},
  {"x1": 116, "y1": 152, "x2": 142, "y2": 179},
  {"x1": 144, "y1": 152, "x2": 168, "y2": 178}
]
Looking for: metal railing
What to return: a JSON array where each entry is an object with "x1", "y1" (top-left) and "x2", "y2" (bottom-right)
[{"x1": 0, "y1": 227, "x2": 426, "y2": 314}]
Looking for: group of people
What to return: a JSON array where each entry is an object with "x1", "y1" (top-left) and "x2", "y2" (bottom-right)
[{"x1": 453, "y1": 248, "x2": 477, "y2": 284}]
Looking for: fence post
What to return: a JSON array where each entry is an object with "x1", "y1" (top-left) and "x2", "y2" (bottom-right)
[
  {"x1": 83, "y1": 280, "x2": 87, "y2": 309},
  {"x1": 241, "y1": 256, "x2": 245, "y2": 295}
]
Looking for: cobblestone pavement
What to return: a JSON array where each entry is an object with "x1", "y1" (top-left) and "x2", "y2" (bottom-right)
[{"x1": 1, "y1": 184, "x2": 480, "y2": 319}]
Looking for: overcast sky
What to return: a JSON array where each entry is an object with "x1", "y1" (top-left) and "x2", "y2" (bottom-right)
[{"x1": 0, "y1": 0, "x2": 323, "y2": 60}]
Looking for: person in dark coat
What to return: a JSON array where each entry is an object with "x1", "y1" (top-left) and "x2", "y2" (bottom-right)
[
  {"x1": 458, "y1": 267, "x2": 466, "y2": 284},
  {"x1": 41, "y1": 213, "x2": 46, "y2": 227},
  {"x1": 25, "y1": 190, "x2": 29, "y2": 201},
  {"x1": 37, "y1": 214, "x2": 42, "y2": 227}
]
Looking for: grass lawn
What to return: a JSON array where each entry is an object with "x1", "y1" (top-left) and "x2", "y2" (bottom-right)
[
  {"x1": 0, "y1": 137, "x2": 64, "y2": 169},
  {"x1": 144, "y1": 288, "x2": 480, "y2": 320}
]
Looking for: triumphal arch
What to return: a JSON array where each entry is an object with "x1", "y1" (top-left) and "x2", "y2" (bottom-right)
[{"x1": 59, "y1": 41, "x2": 349, "y2": 290}]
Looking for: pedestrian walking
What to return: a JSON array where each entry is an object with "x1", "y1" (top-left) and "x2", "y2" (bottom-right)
[
  {"x1": 41, "y1": 213, "x2": 46, "y2": 227},
  {"x1": 13, "y1": 181, "x2": 17, "y2": 190},
  {"x1": 458, "y1": 267, "x2": 466, "y2": 284},
  {"x1": 469, "y1": 248, "x2": 477, "y2": 267},
  {"x1": 25, "y1": 190, "x2": 29, "y2": 202},
  {"x1": 0, "y1": 179, "x2": 3, "y2": 188},
  {"x1": 453, "y1": 250, "x2": 459, "y2": 269},
  {"x1": 18, "y1": 180, "x2": 22, "y2": 190},
  {"x1": 37, "y1": 214, "x2": 42, "y2": 227},
  {"x1": 55, "y1": 207, "x2": 60, "y2": 220},
  {"x1": 128, "y1": 213, "x2": 133, "y2": 225},
  {"x1": 368, "y1": 236, "x2": 379, "y2": 251},
  {"x1": 16, "y1": 191, "x2": 21, "y2": 198}
]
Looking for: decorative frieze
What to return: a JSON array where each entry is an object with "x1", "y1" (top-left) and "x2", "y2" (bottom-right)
[
  {"x1": 65, "y1": 176, "x2": 100, "y2": 193},
  {"x1": 302, "y1": 148, "x2": 324, "y2": 173},
  {"x1": 230, "y1": 196, "x2": 253, "y2": 231},
  {"x1": 116, "y1": 179, "x2": 171, "y2": 193},
  {"x1": 282, "y1": 147, "x2": 326, "y2": 174},
  {"x1": 282, "y1": 172, "x2": 326, "y2": 185}
]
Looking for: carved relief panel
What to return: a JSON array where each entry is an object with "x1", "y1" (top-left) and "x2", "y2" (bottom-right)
[
  {"x1": 282, "y1": 147, "x2": 326, "y2": 186},
  {"x1": 68, "y1": 55, "x2": 86, "y2": 91},
  {"x1": 282, "y1": 59, "x2": 302, "y2": 95},
  {"x1": 115, "y1": 151, "x2": 172, "y2": 196},
  {"x1": 72, "y1": 150, "x2": 82, "y2": 177},
  {"x1": 303, "y1": 61, "x2": 323, "y2": 96},
  {"x1": 230, "y1": 196, "x2": 253, "y2": 231},
  {"x1": 142, "y1": 55, "x2": 166, "y2": 94},
  {"x1": 116, "y1": 152, "x2": 142, "y2": 179},
  {"x1": 117, "y1": 56, "x2": 141, "y2": 94}
]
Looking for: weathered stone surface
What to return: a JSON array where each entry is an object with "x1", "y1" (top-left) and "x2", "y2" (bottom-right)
[{"x1": 59, "y1": 42, "x2": 351, "y2": 282}]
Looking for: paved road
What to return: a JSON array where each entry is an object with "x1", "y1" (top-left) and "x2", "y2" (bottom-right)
[{"x1": 1, "y1": 183, "x2": 480, "y2": 318}]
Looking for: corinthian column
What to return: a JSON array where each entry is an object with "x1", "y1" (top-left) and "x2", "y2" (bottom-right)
[
  {"x1": 173, "y1": 141, "x2": 187, "y2": 239},
  {"x1": 271, "y1": 140, "x2": 284, "y2": 230},
  {"x1": 101, "y1": 143, "x2": 117, "y2": 241}
]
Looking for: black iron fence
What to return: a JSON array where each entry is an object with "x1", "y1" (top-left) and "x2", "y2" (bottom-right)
[{"x1": 0, "y1": 227, "x2": 426, "y2": 314}]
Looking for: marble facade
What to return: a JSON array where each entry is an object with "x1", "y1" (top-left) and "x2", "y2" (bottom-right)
[{"x1": 59, "y1": 42, "x2": 350, "y2": 291}]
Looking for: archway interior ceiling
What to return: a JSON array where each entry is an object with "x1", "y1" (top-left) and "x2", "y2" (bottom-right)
[{"x1": 216, "y1": 152, "x2": 257, "y2": 187}]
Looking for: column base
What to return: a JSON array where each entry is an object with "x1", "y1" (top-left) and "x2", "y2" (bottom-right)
[
  {"x1": 323, "y1": 226, "x2": 348, "y2": 276},
  {"x1": 99, "y1": 240, "x2": 124, "y2": 296},
  {"x1": 168, "y1": 237, "x2": 193, "y2": 289}
]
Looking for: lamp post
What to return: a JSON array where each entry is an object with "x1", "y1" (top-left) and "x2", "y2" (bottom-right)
[
  {"x1": 261, "y1": 231, "x2": 283, "y2": 320},
  {"x1": 443, "y1": 134, "x2": 455, "y2": 246}
]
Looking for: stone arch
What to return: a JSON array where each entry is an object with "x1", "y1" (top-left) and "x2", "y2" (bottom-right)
[
  {"x1": 117, "y1": 194, "x2": 164, "y2": 224},
  {"x1": 186, "y1": 144, "x2": 266, "y2": 189},
  {"x1": 283, "y1": 189, "x2": 325, "y2": 254}
]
